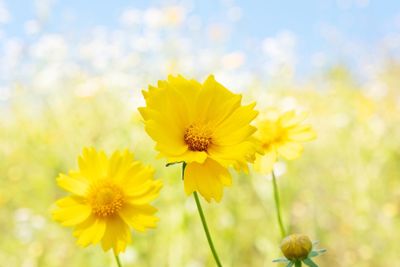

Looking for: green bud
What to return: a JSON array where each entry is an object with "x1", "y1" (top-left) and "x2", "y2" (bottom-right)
[{"x1": 280, "y1": 234, "x2": 312, "y2": 260}]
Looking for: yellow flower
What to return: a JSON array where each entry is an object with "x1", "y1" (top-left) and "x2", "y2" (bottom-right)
[
  {"x1": 254, "y1": 108, "x2": 316, "y2": 174},
  {"x1": 52, "y1": 147, "x2": 162, "y2": 254},
  {"x1": 139, "y1": 75, "x2": 258, "y2": 202}
]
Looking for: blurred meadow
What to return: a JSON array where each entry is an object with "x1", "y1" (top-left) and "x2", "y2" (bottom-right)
[{"x1": 1, "y1": 0, "x2": 400, "y2": 266}]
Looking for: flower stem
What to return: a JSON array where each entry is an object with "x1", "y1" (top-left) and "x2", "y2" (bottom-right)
[
  {"x1": 295, "y1": 260, "x2": 302, "y2": 267},
  {"x1": 181, "y1": 162, "x2": 223, "y2": 267},
  {"x1": 193, "y1": 191, "x2": 223, "y2": 267},
  {"x1": 271, "y1": 170, "x2": 286, "y2": 238},
  {"x1": 114, "y1": 252, "x2": 122, "y2": 267}
]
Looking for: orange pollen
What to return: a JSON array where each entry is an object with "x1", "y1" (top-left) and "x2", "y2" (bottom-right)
[
  {"x1": 87, "y1": 181, "x2": 125, "y2": 217},
  {"x1": 184, "y1": 124, "x2": 212, "y2": 152}
]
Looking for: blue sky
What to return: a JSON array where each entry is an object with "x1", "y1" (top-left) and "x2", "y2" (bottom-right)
[
  {"x1": 4, "y1": 1, "x2": 400, "y2": 41},
  {"x1": 1, "y1": 0, "x2": 400, "y2": 76}
]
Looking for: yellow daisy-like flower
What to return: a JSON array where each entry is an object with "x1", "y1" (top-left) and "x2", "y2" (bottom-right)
[
  {"x1": 52, "y1": 147, "x2": 162, "y2": 254},
  {"x1": 254, "y1": 108, "x2": 316, "y2": 174},
  {"x1": 139, "y1": 75, "x2": 258, "y2": 202}
]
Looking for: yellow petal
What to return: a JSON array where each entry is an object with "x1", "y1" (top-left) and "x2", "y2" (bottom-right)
[
  {"x1": 57, "y1": 174, "x2": 89, "y2": 196},
  {"x1": 278, "y1": 110, "x2": 308, "y2": 128},
  {"x1": 118, "y1": 204, "x2": 158, "y2": 232},
  {"x1": 213, "y1": 125, "x2": 256, "y2": 146},
  {"x1": 277, "y1": 142, "x2": 303, "y2": 160},
  {"x1": 213, "y1": 102, "x2": 258, "y2": 138},
  {"x1": 254, "y1": 150, "x2": 277, "y2": 174},
  {"x1": 145, "y1": 120, "x2": 187, "y2": 156},
  {"x1": 194, "y1": 75, "x2": 242, "y2": 125},
  {"x1": 208, "y1": 141, "x2": 256, "y2": 170},
  {"x1": 112, "y1": 157, "x2": 153, "y2": 187},
  {"x1": 287, "y1": 125, "x2": 317, "y2": 142},
  {"x1": 107, "y1": 150, "x2": 138, "y2": 182},
  {"x1": 167, "y1": 150, "x2": 208, "y2": 164},
  {"x1": 167, "y1": 75, "x2": 201, "y2": 122},
  {"x1": 74, "y1": 216, "x2": 106, "y2": 247},
  {"x1": 52, "y1": 196, "x2": 91, "y2": 226},
  {"x1": 77, "y1": 147, "x2": 108, "y2": 181},
  {"x1": 101, "y1": 216, "x2": 131, "y2": 254},
  {"x1": 184, "y1": 159, "x2": 232, "y2": 202},
  {"x1": 125, "y1": 180, "x2": 163, "y2": 205}
]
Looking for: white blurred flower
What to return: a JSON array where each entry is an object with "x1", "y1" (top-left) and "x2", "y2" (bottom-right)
[
  {"x1": 336, "y1": 0, "x2": 369, "y2": 9},
  {"x1": 280, "y1": 97, "x2": 299, "y2": 111},
  {"x1": 164, "y1": 6, "x2": 186, "y2": 26},
  {"x1": 120, "y1": 247, "x2": 138, "y2": 263},
  {"x1": 273, "y1": 162, "x2": 287, "y2": 177},
  {"x1": 144, "y1": 8, "x2": 163, "y2": 28},
  {"x1": 0, "y1": 0, "x2": 11, "y2": 24},
  {"x1": 262, "y1": 31, "x2": 297, "y2": 76},
  {"x1": 119, "y1": 8, "x2": 141, "y2": 27},
  {"x1": 34, "y1": 0, "x2": 54, "y2": 20},
  {"x1": 24, "y1": 20, "x2": 40, "y2": 35},
  {"x1": 208, "y1": 23, "x2": 228, "y2": 42},
  {"x1": 222, "y1": 51, "x2": 246, "y2": 70},
  {"x1": 31, "y1": 34, "x2": 68, "y2": 61},
  {"x1": 311, "y1": 52, "x2": 327, "y2": 68},
  {"x1": 227, "y1": 6, "x2": 242, "y2": 21},
  {"x1": 0, "y1": 86, "x2": 10, "y2": 101},
  {"x1": 74, "y1": 78, "x2": 101, "y2": 98},
  {"x1": 187, "y1": 15, "x2": 202, "y2": 31},
  {"x1": 1, "y1": 38, "x2": 23, "y2": 71}
]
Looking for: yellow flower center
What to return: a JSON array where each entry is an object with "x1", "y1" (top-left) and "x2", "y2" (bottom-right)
[
  {"x1": 261, "y1": 122, "x2": 286, "y2": 149},
  {"x1": 87, "y1": 181, "x2": 125, "y2": 217},
  {"x1": 184, "y1": 124, "x2": 212, "y2": 151}
]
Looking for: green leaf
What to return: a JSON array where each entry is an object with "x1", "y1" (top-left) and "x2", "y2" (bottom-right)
[
  {"x1": 316, "y1": 249, "x2": 327, "y2": 254},
  {"x1": 303, "y1": 258, "x2": 318, "y2": 267}
]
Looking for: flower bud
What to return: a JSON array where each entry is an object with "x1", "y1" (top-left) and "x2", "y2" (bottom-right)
[{"x1": 280, "y1": 234, "x2": 312, "y2": 260}]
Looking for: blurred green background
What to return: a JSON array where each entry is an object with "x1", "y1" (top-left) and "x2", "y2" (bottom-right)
[{"x1": 1, "y1": 0, "x2": 400, "y2": 266}]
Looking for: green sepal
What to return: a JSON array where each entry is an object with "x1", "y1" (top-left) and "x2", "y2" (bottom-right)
[
  {"x1": 285, "y1": 262, "x2": 294, "y2": 267},
  {"x1": 181, "y1": 162, "x2": 187, "y2": 180},
  {"x1": 308, "y1": 251, "x2": 319, "y2": 257},
  {"x1": 303, "y1": 258, "x2": 318, "y2": 267},
  {"x1": 165, "y1": 161, "x2": 184, "y2": 167},
  {"x1": 273, "y1": 258, "x2": 289, "y2": 263}
]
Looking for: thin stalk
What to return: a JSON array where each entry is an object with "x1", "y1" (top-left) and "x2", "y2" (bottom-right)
[
  {"x1": 271, "y1": 170, "x2": 286, "y2": 238},
  {"x1": 114, "y1": 252, "x2": 122, "y2": 267},
  {"x1": 193, "y1": 192, "x2": 223, "y2": 267},
  {"x1": 181, "y1": 163, "x2": 223, "y2": 267}
]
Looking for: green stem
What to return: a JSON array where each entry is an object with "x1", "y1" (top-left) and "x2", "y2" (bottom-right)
[
  {"x1": 295, "y1": 260, "x2": 302, "y2": 267},
  {"x1": 271, "y1": 170, "x2": 286, "y2": 238},
  {"x1": 114, "y1": 252, "x2": 122, "y2": 267},
  {"x1": 193, "y1": 192, "x2": 223, "y2": 267},
  {"x1": 182, "y1": 163, "x2": 223, "y2": 267}
]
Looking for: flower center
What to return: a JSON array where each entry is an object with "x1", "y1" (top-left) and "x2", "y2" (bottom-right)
[
  {"x1": 261, "y1": 122, "x2": 287, "y2": 149},
  {"x1": 184, "y1": 124, "x2": 212, "y2": 151},
  {"x1": 87, "y1": 181, "x2": 125, "y2": 217}
]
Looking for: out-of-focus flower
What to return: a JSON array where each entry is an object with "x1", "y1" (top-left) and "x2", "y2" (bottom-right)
[
  {"x1": 139, "y1": 75, "x2": 258, "y2": 202},
  {"x1": 52, "y1": 147, "x2": 162, "y2": 255},
  {"x1": 273, "y1": 234, "x2": 326, "y2": 267},
  {"x1": 254, "y1": 108, "x2": 316, "y2": 174}
]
